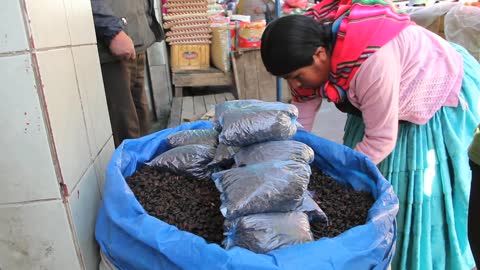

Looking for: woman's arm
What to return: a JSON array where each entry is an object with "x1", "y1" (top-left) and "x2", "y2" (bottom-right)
[{"x1": 348, "y1": 49, "x2": 401, "y2": 164}]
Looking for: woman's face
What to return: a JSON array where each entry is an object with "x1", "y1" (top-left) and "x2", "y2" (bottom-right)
[{"x1": 284, "y1": 46, "x2": 330, "y2": 89}]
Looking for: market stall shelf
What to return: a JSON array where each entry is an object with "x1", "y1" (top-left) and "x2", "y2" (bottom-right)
[
  {"x1": 167, "y1": 92, "x2": 235, "y2": 127},
  {"x1": 172, "y1": 67, "x2": 234, "y2": 97}
]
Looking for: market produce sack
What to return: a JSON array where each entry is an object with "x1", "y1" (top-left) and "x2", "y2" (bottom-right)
[{"x1": 95, "y1": 120, "x2": 399, "y2": 270}]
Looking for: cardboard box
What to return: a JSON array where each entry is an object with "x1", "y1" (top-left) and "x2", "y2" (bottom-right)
[{"x1": 170, "y1": 44, "x2": 210, "y2": 71}]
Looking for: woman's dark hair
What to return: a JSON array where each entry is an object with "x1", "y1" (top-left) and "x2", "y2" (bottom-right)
[{"x1": 261, "y1": 15, "x2": 333, "y2": 76}]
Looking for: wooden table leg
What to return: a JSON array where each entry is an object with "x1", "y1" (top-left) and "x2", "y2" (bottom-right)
[{"x1": 175, "y1": 86, "x2": 183, "y2": 97}]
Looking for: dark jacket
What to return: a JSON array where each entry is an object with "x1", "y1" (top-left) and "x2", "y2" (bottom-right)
[{"x1": 91, "y1": 0, "x2": 165, "y2": 63}]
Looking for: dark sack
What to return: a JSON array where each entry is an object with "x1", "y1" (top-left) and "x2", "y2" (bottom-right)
[
  {"x1": 212, "y1": 160, "x2": 311, "y2": 219},
  {"x1": 166, "y1": 129, "x2": 219, "y2": 147},
  {"x1": 233, "y1": 140, "x2": 314, "y2": 166},
  {"x1": 224, "y1": 212, "x2": 313, "y2": 254},
  {"x1": 147, "y1": 144, "x2": 215, "y2": 180}
]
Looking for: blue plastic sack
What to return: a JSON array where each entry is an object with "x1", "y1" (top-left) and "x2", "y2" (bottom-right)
[{"x1": 95, "y1": 121, "x2": 399, "y2": 270}]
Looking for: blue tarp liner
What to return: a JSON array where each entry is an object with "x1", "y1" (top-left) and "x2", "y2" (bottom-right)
[{"x1": 95, "y1": 121, "x2": 399, "y2": 270}]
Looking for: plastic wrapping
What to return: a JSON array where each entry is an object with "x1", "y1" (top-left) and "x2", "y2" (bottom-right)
[
  {"x1": 233, "y1": 140, "x2": 314, "y2": 166},
  {"x1": 214, "y1": 100, "x2": 297, "y2": 123},
  {"x1": 213, "y1": 99, "x2": 263, "y2": 130},
  {"x1": 297, "y1": 191, "x2": 328, "y2": 225},
  {"x1": 403, "y1": 2, "x2": 456, "y2": 38},
  {"x1": 219, "y1": 110, "x2": 298, "y2": 146},
  {"x1": 166, "y1": 129, "x2": 219, "y2": 147},
  {"x1": 208, "y1": 143, "x2": 240, "y2": 169},
  {"x1": 147, "y1": 144, "x2": 215, "y2": 180},
  {"x1": 96, "y1": 121, "x2": 399, "y2": 270},
  {"x1": 211, "y1": 25, "x2": 233, "y2": 73},
  {"x1": 215, "y1": 100, "x2": 298, "y2": 146},
  {"x1": 444, "y1": 3, "x2": 480, "y2": 62},
  {"x1": 212, "y1": 160, "x2": 311, "y2": 219},
  {"x1": 224, "y1": 212, "x2": 314, "y2": 254}
]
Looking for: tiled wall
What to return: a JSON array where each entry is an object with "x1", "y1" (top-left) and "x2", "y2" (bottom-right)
[{"x1": 0, "y1": 0, "x2": 114, "y2": 269}]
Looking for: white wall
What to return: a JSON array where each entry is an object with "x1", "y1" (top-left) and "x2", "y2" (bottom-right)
[{"x1": 0, "y1": 0, "x2": 114, "y2": 269}]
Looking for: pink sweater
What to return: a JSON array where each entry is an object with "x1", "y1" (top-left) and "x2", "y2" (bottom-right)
[{"x1": 348, "y1": 25, "x2": 463, "y2": 164}]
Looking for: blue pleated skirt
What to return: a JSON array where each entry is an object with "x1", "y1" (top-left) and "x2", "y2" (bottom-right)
[{"x1": 343, "y1": 43, "x2": 480, "y2": 270}]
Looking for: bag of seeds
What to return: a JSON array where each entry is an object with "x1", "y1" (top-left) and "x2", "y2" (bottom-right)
[
  {"x1": 233, "y1": 140, "x2": 314, "y2": 166},
  {"x1": 147, "y1": 144, "x2": 216, "y2": 180},
  {"x1": 297, "y1": 191, "x2": 329, "y2": 225},
  {"x1": 207, "y1": 143, "x2": 240, "y2": 169},
  {"x1": 213, "y1": 99, "x2": 263, "y2": 130},
  {"x1": 166, "y1": 129, "x2": 219, "y2": 147},
  {"x1": 218, "y1": 109, "x2": 298, "y2": 147},
  {"x1": 212, "y1": 160, "x2": 310, "y2": 219},
  {"x1": 224, "y1": 212, "x2": 314, "y2": 254}
]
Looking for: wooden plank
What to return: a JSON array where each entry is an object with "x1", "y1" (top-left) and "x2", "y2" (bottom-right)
[
  {"x1": 233, "y1": 54, "x2": 245, "y2": 99},
  {"x1": 232, "y1": 49, "x2": 283, "y2": 101},
  {"x1": 214, "y1": 93, "x2": 227, "y2": 104},
  {"x1": 243, "y1": 51, "x2": 260, "y2": 100},
  {"x1": 181, "y1": 96, "x2": 194, "y2": 122},
  {"x1": 231, "y1": 53, "x2": 242, "y2": 99},
  {"x1": 175, "y1": 87, "x2": 183, "y2": 97},
  {"x1": 204, "y1": 94, "x2": 217, "y2": 112},
  {"x1": 168, "y1": 97, "x2": 183, "y2": 128},
  {"x1": 256, "y1": 51, "x2": 277, "y2": 102},
  {"x1": 193, "y1": 95, "x2": 207, "y2": 116},
  {"x1": 224, "y1": 92, "x2": 235, "y2": 101},
  {"x1": 150, "y1": 65, "x2": 173, "y2": 119},
  {"x1": 172, "y1": 68, "x2": 233, "y2": 87}
]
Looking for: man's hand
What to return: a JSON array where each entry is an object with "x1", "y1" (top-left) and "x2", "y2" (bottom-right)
[
  {"x1": 254, "y1": 6, "x2": 263, "y2": 14},
  {"x1": 109, "y1": 31, "x2": 136, "y2": 60}
]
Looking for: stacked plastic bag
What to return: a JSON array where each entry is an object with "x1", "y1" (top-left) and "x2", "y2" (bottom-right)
[
  {"x1": 147, "y1": 99, "x2": 328, "y2": 253},
  {"x1": 210, "y1": 100, "x2": 329, "y2": 253},
  {"x1": 147, "y1": 129, "x2": 219, "y2": 179}
]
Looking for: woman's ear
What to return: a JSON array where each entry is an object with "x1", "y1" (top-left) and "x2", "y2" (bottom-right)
[{"x1": 313, "y1": 47, "x2": 328, "y2": 63}]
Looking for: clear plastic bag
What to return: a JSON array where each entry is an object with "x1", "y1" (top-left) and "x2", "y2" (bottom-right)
[
  {"x1": 207, "y1": 143, "x2": 240, "y2": 169},
  {"x1": 297, "y1": 191, "x2": 329, "y2": 225},
  {"x1": 147, "y1": 144, "x2": 216, "y2": 180},
  {"x1": 218, "y1": 110, "x2": 298, "y2": 146},
  {"x1": 213, "y1": 99, "x2": 263, "y2": 130},
  {"x1": 212, "y1": 160, "x2": 311, "y2": 219},
  {"x1": 211, "y1": 25, "x2": 233, "y2": 73},
  {"x1": 224, "y1": 212, "x2": 314, "y2": 254},
  {"x1": 234, "y1": 140, "x2": 314, "y2": 166},
  {"x1": 445, "y1": 3, "x2": 480, "y2": 62},
  {"x1": 403, "y1": 2, "x2": 456, "y2": 34},
  {"x1": 166, "y1": 129, "x2": 219, "y2": 147}
]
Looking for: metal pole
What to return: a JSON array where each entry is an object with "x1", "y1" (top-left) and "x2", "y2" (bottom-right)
[{"x1": 274, "y1": 0, "x2": 283, "y2": 102}]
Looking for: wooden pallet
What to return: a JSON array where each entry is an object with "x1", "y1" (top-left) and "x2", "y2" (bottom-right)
[
  {"x1": 167, "y1": 92, "x2": 236, "y2": 128},
  {"x1": 172, "y1": 67, "x2": 234, "y2": 97}
]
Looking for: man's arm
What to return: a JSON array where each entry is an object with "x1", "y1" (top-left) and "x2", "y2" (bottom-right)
[
  {"x1": 91, "y1": 0, "x2": 135, "y2": 60},
  {"x1": 91, "y1": 0, "x2": 123, "y2": 45}
]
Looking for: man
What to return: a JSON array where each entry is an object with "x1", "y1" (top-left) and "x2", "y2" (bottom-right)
[{"x1": 91, "y1": 0, "x2": 165, "y2": 147}]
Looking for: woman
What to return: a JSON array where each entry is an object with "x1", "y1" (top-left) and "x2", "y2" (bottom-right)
[
  {"x1": 469, "y1": 123, "x2": 480, "y2": 267},
  {"x1": 236, "y1": 0, "x2": 274, "y2": 22},
  {"x1": 260, "y1": 0, "x2": 480, "y2": 269}
]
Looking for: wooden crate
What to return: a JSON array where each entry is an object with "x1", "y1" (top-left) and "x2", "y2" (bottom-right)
[
  {"x1": 170, "y1": 44, "x2": 210, "y2": 71},
  {"x1": 168, "y1": 92, "x2": 236, "y2": 128},
  {"x1": 231, "y1": 49, "x2": 291, "y2": 102},
  {"x1": 172, "y1": 67, "x2": 233, "y2": 97}
]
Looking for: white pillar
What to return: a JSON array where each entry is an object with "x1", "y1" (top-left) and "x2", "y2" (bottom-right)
[{"x1": 0, "y1": 0, "x2": 114, "y2": 269}]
